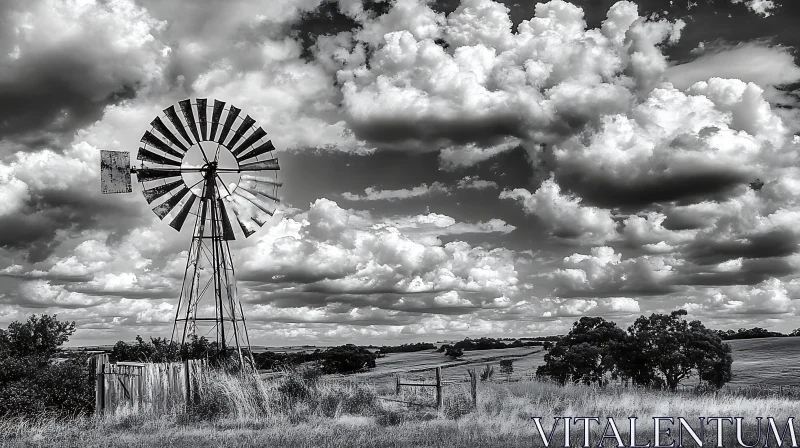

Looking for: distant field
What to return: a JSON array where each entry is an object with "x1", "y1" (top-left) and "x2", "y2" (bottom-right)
[
  {"x1": 342, "y1": 337, "x2": 800, "y2": 389},
  {"x1": 725, "y1": 337, "x2": 800, "y2": 387},
  {"x1": 71, "y1": 337, "x2": 800, "y2": 388}
]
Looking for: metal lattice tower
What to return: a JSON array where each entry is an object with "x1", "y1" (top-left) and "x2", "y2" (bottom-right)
[{"x1": 100, "y1": 98, "x2": 282, "y2": 366}]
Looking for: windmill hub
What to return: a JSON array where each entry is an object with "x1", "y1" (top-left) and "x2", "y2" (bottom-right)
[
  {"x1": 100, "y1": 98, "x2": 283, "y2": 368},
  {"x1": 180, "y1": 142, "x2": 240, "y2": 198}
]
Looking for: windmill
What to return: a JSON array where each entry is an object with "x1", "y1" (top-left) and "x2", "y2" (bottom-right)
[{"x1": 100, "y1": 98, "x2": 282, "y2": 367}]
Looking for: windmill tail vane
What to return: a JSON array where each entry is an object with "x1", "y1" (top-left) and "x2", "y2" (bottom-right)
[{"x1": 100, "y1": 98, "x2": 282, "y2": 368}]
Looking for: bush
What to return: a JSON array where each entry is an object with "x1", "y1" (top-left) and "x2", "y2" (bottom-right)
[
  {"x1": 445, "y1": 346, "x2": 463, "y2": 359},
  {"x1": 0, "y1": 315, "x2": 93, "y2": 418},
  {"x1": 110, "y1": 334, "x2": 221, "y2": 363},
  {"x1": 499, "y1": 359, "x2": 514, "y2": 379},
  {"x1": 316, "y1": 344, "x2": 377, "y2": 374},
  {"x1": 479, "y1": 364, "x2": 494, "y2": 381}
]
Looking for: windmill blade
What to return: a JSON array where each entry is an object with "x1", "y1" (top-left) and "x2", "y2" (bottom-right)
[
  {"x1": 239, "y1": 183, "x2": 280, "y2": 203},
  {"x1": 137, "y1": 147, "x2": 181, "y2": 166},
  {"x1": 197, "y1": 98, "x2": 208, "y2": 140},
  {"x1": 164, "y1": 105, "x2": 194, "y2": 147},
  {"x1": 225, "y1": 115, "x2": 256, "y2": 150},
  {"x1": 238, "y1": 158, "x2": 279, "y2": 171},
  {"x1": 169, "y1": 194, "x2": 197, "y2": 231},
  {"x1": 241, "y1": 174, "x2": 282, "y2": 187},
  {"x1": 179, "y1": 99, "x2": 201, "y2": 144},
  {"x1": 231, "y1": 127, "x2": 266, "y2": 158},
  {"x1": 152, "y1": 186, "x2": 191, "y2": 220},
  {"x1": 235, "y1": 139, "x2": 274, "y2": 163},
  {"x1": 216, "y1": 198, "x2": 236, "y2": 240},
  {"x1": 210, "y1": 100, "x2": 225, "y2": 141},
  {"x1": 142, "y1": 179, "x2": 184, "y2": 204},
  {"x1": 100, "y1": 150, "x2": 132, "y2": 194},
  {"x1": 231, "y1": 192, "x2": 271, "y2": 228},
  {"x1": 150, "y1": 117, "x2": 188, "y2": 153},
  {"x1": 225, "y1": 196, "x2": 256, "y2": 237},
  {"x1": 141, "y1": 130, "x2": 185, "y2": 160},
  {"x1": 236, "y1": 188, "x2": 276, "y2": 218},
  {"x1": 135, "y1": 168, "x2": 182, "y2": 182},
  {"x1": 217, "y1": 105, "x2": 240, "y2": 145}
]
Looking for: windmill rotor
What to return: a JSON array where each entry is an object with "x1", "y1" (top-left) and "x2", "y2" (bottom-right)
[{"x1": 100, "y1": 98, "x2": 282, "y2": 368}]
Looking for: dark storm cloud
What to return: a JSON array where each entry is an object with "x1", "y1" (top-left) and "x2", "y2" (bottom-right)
[
  {"x1": 686, "y1": 228, "x2": 800, "y2": 265},
  {"x1": 557, "y1": 166, "x2": 751, "y2": 210},
  {"x1": 0, "y1": 0, "x2": 167, "y2": 149},
  {"x1": 676, "y1": 257, "x2": 797, "y2": 286},
  {"x1": 0, "y1": 191, "x2": 147, "y2": 262}
]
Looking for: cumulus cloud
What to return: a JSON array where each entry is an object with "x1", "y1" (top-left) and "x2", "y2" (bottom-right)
[
  {"x1": 456, "y1": 176, "x2": 498, "y2": 190},
  {"x1": 500, "y1": 176, "x2": 617, "y2": 244},
  {"x1": 0, "y1": 0, "x2": 169, "y2": 147},
  {"x1": 438, "y1": 138, "x2": 521, "y2": 170},
  {"x1": 552, "y1": 246, "x2": 677, "y2": 297},
  {"x1": 730, "y1": 0, "x2": 777, "y2": 17},
  {"x1": 374, "y1": 213, "x2": 515, "y2": 239},
  {"x1": 236, "y1": 198, "x2": 519, "y2": 300},
  {"x1": 684, "y1": 278, "x2": 794, "y2": 317},
  {"x1": 342, "y1": 182, "x2": 449, "y2": 201},
  {"x1": 553, "y1": 78, "x2": 791, "y2": 208},
  {"x1": 667, "y1": 43, "x2": 800, "y2": 104},
  {"x1": 333, "y1": 0, "x2": 683, "y2": 159},
  {"x1": 541, "y1": 296, "x2": 640, "y2": 318}
]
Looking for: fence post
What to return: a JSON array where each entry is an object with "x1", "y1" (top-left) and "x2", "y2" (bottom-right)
[
  {"x1": 93, "y1": 353, "x2": 107, "y2": 415},
  {"x1": 137, "y1": 365, "x2": 144, "y2": 411},
  {"x1": 469, "y1": 368, "x2": 477, "y2": 408},
  {"x1": 395, "y1": 374, "x2": 401, "y2": 396},
  {"x1": 435, "y1": 367, "x2": 443, "y2": 410},
  {"x1": 183, "y1": 359, "x2": 191, "y2": 409}
]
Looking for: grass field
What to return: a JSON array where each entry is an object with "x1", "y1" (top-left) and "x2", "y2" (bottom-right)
[
  {"x1": 3, "y1": 370, "x2": 800, "y2": 447},
  {"x1": 3, "y1": 338, "x2": 800, "y2": 447}
]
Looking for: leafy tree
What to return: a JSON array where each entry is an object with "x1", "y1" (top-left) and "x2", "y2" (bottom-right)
[
  {"x1": 445, "y1": 346, "x2": 464, "y2": 359},
  {"x1": 616, "y1": 310, "x2": 732, "y2": 391},
  {"x1": 0, "y1": 315, "x2": 92, "y2": 417},
  {"x1": 111, "y1": 335, "x2": 224, "y2": 363},
  {"x1": 536, "y1": 317, "x2": 626, "y2": 386},
  {"x1": 0, "y1": 314, "x2": 75, "y2": 359},
  {"x1": 316, "y1": 344, "x2": 377, "y2": 374}
]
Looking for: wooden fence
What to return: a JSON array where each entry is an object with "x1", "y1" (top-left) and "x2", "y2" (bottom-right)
[
  {"x1": 381, "y1": 366, "x2": 478, "y2": 410},
  {"x1": 90, "y1": 354, "x2": 206, "y2": 416}
]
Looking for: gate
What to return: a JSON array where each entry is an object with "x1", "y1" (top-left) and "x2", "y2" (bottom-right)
[{"x1": 90, "y1": 354, "x2": 206, "y2": 415}]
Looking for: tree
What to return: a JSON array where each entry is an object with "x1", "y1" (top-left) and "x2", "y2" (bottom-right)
[
  {"x1": 499, "y1": 359, "x2": 513, "y2": 381},
  {"x1": 445, "y1": 346, "x2": 463, "y2": 359},
  {"x1": 0, "y1": 315, "x2": 93, "y2": 417},
  {"x1": 536, "y1": 317, "x2": 626, "y2": 385},
  {"x1": 0, "y1": 314, "x2": 75, "y2": 359},
  {"x1": 616, "y1": 310, "x2": 732, "y2": 391},
  {"x1": 316, "y1": 344, "x2": 377, "y2": 374}
]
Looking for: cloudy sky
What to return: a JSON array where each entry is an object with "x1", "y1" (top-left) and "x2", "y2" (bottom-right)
[{"x1": 1, "y1": 0, "x2": 799, "y2": 346}]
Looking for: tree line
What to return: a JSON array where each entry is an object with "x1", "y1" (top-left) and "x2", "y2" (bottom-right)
[{"x1": 536, "y1": 310, "x2": 732, "y2": 391}]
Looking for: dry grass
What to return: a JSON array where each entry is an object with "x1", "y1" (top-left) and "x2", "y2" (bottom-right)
[{"x1": 2, "y1": 369, "x2": 800, "y2": 447}]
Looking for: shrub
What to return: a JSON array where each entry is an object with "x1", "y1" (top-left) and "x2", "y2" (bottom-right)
[
  {"x1": 0, "y1": 315, "x2": 93, "y2": 418},
  {"x1": 316, "y1": 344, "x2": 377, "y2": 374},
  {"x1": 499, "y1": 359, "x2": 513, "y2": 379},
  {"x1": 445, "y1": 346, "x2": 463, "y2": 359},
  {"x1": 110, "y1": 335, "x2": 221, "y2": 363},
  {"x1": 479, "y1": 364, "x2": 494, "y2": 381}
]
